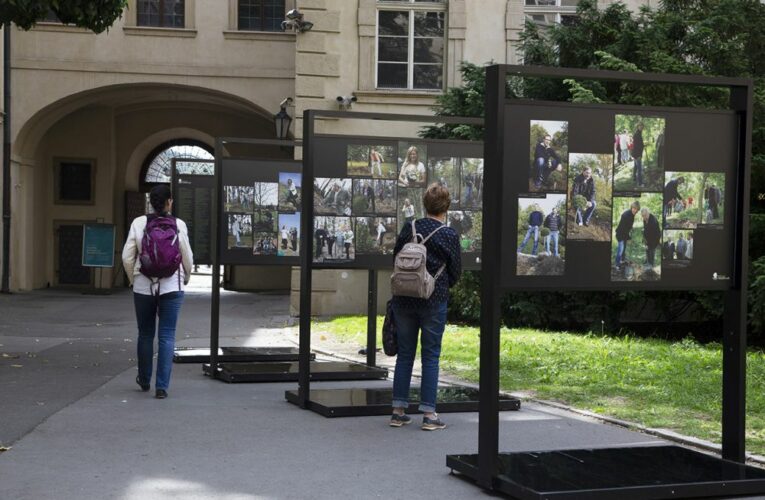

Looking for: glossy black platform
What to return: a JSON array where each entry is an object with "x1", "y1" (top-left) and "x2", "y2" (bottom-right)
[
  {"x1": 173, "y1": 346, "x2": 313, "y2": 363},
  {"x1": 285, "y1": 387, "x2": 521, "y2": 417},
  {"x1": 446, "y1": 445, "x2": 765, "y2": 499},
  {"x1": 203, "y1": 361, "x2": 388, "y2": 383}
]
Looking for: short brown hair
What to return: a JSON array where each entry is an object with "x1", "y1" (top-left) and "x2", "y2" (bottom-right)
[{"x1": 423, "y1": 183, "x2": 451, "y2": 215}]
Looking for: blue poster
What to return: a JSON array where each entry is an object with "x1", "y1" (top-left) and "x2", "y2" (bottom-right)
[{"x1": 82, "y1": 224, "x2": 115, "y2": 268}]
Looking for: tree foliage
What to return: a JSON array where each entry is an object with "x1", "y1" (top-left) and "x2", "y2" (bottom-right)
[{"x1": 1, "y1": 0, "x2": 127, "y2": 33}]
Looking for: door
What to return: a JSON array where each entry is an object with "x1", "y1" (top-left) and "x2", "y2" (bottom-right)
[{"x1": 57, "y1": 224, "x2": 92, "y2": 285}]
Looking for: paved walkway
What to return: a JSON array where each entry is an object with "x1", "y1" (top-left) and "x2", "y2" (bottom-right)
[{"x1": 0, "y1": 280, "x2": 753, "y2": 499}]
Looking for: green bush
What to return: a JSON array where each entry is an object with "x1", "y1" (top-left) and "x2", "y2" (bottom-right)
[
  {"x1": 594, "y1": 205, "x2": 612, "y2": 223},
  {"x1": 541, "y1": 227, "x2": 551, "y2": 238},
  {"x1": 573, "y1": 194, "x2": 587, "y2": 210},
  {"x1": 751, "y1": 256, "x2": 765, "y2": 337}
]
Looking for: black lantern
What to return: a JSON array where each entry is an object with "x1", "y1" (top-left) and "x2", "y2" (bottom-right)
[{"x1": 274, "y1": 101, "x2": 292, "y2": 140}]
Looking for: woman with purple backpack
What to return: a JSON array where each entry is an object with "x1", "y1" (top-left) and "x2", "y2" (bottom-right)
[{"x1": 121, "y1": 185, "x2": 193, "y2": 399}]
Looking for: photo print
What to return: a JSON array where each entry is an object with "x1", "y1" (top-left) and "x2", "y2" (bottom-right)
[
  {"x1": 460, "y1": 158, "x2": 483, "y2": 209},
  {"x1": 567, "y1": 153, "x2": 613, "y2": 242},
  {"x1": 314, "y1": 178, "x2": 353, "y2": 216},
  {"x1": 529, "y1": 120, "x2": 568, "y2": 193},
  {"x1": 352, "y1": 179, "x2": 395, "y2": 217},
  {"x1": 663, "y1": 172, "x2": 725, "y2": 229},
  {"x1": 176, "y1": 161, "x2": 214, "y2": 176},
  {"x1": 227, "y1": 213, "x2": 252, "y2": 250},
  {"x1": 346, "y1": 145, "x2": 397, "y2": 179},
  {"x1": 448, "y1": 210, "x2": 482, "y2": 253},
  {"x1": 516, "y1": 194, "x2": 566, "y2": 276},
  {"x1": 613, "y1": 114, "x2": 665, "y2": 192},
  {"x1": 355, "y1": 217, "x2": 397, "y2": 255},
  {"x1": 427, "y1": 157, "x2": 460, "y2": 207},
  {"x1": 252, "y1": 209, "x2": 277, "y2": 233},
  {"x1": 252, "y1": 182, "x2": 278, "y2": 209},
  {"x1": 224, "y1": 185, "x2": 254, "y2": 212},
  {"x1": 397, "y1": 142, "x2": 427, "y2": 188},
  {"x1": 313, "y1": 216, "x2": 355, "y2": 263},
  {"x1": 252, "y1": 232, "x2": 278, "y2": 256},
  {"x1": 278, "y1": 172, "x2": 301, "y2": 212},
  {"x1": 277, "y1": 212, "x2": 300, "y2": 257},
  {"x1": 662, "y1": 230, "x2": 694, "y2": 269},
  {"x1": 611, "y1": 193, "x2": 663, "y2": 282},
  {"x1": 397, "y1": 188, "x2": 425, "y2": 232}
]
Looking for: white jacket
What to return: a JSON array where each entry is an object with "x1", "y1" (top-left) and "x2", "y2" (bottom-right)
[{"x1": 122, "y1": 215, "x2": 194, "y2": 291}]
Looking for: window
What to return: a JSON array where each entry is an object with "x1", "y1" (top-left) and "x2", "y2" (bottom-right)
[
  {"x1": 137, "y1": 0, "x2": 185, "y2": 28},
  {"x1": 142, "y1": 143, "x2": 214, "y2": 185},
  {"x1": 377, "y1": 1, "x2": 446, "y2": 90},
  {"x1": 524, "y1": 0, "x2": 578, "y2": 28},
  {"x1": 238, "y1": 0, "x2": 285, "y2": 31},
  {"x1": 55, "y1": 159, "x2": 95, "y2": 205}
]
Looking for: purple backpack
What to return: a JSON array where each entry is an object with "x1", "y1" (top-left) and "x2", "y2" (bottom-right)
[{"x1": 139, "y1": 215, "x2": 182, "y2": 279}]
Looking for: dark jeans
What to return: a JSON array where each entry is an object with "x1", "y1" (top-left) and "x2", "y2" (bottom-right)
[
  {"x1": 534, "y1": 157, "x2": 559, "y2": 188},
  {"x1": 134, "y1": 291, "x2": 184, "y2": 390},
  {"x1": 392, "y1": 301, "x2": 448, "y2": 413},
  {"x1": 646, "y1": 244, "x2": 657, "y2": 266},
  {"x1": 633, "y1": 156, "x2": 643, "y2": 186}
]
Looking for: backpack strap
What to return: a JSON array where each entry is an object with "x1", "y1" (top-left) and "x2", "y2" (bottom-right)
[
  {"x1": 420, "y1": 224, "x2": 447, "y2": 244},
  {"x1": 410, "y1": 220, "x2": 423, "y2": 243}
]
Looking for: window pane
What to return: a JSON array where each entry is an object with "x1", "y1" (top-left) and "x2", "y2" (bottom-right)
[
  {"x1": 560, "y1": 14, "x2": 577, "y2": 26},
  {"x1": 525, "y1": 0, "x2": 558, "y2": 5},
  {"x1": 264, "y1": 0, "x2": 285, "y2": 31},
  {"x1": 238, "y1": 0, "x2": 262, "y2": 31},
  {"x1": 378, "y1": 37, "x2": 408, "y2": 62},
  {"x1": 413, "y1": 64, "x2": 442, "y2": 89},
  {"x1": 137, "y1": 0, "x2": 160, "y2": 27},
  {"x1": 164, "y1": 0, "x2": 185, "y2": 28},
  {"x1": 526, "y1": 13, "x2": 557, "y2": 26},
  {"x1": 414, "y1": 11, "x2": 444, "y2": 37},
  {"x1": 413, "y1": 37, "x2": 443, "y2": 64},
  {"x1": 378, "y1": 11, "x2": 409, "y2": 36},
  {"x1": 561, "y1": 0, "x2": 579, "y2": 6},
  {"x1": 378, "y1": 63, "x2": 408, "y2": 88}
]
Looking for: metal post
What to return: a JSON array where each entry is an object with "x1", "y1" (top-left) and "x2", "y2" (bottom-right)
[
  {"x1": 366, "y1": 269, "x2": 378, "y2": 367},
  {"x1": 1, "y1": 24, "x2": 11, "y2": 294},
  {"x1": 297, "y1": 111, "x2": 316, "y2": 408},
  {"x1": 722, "y1": 83, "x2": 753, "y2": 462},
  {"x1": 477, "y1": 64, "x2": 506, "y2": 490},
  {"x1": 209, "y1": 139, "x2": 224, "y2": 378}
]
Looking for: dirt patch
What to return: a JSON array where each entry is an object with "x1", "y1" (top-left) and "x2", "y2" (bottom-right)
[{"x1": 517, "y1": 253, "x2": 565, "y2": 276}]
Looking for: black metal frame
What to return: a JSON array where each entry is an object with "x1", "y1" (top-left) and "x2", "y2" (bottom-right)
[
  {"x1": 171, "y1": 157, "x2": 215, "y2": 266},
  {"x1": 467, "y1": 64, "x2": 754, "y2": 496},
  {"x1": 296, "y1": 110, "x2": 484, "y2": 409}
]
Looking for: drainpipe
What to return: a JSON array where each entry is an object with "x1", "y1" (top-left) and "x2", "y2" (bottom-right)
[{"x1": 1, "y1": 23, "x2": 10, "y2": 293}]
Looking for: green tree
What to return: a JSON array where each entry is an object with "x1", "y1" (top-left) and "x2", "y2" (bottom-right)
[{"x1": 1, "y1": 1, "x2": 127, "y2": 32}]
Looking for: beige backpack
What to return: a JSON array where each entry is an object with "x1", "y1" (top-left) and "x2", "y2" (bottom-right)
[{"x1": 391, "y1": 221, "x2": 446, "y2": 299}]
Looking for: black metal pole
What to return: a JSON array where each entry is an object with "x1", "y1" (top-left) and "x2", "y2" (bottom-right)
[
  {"x1": 209, "y1": 139, "x2": 224, "y2": 378},
  {"x1": 722, "y1": 83, "x2": 753, "y2": 462},
  {"x1": 1, "y1": 24, "x2": 11, "y2": 294},
  {"x1": 298, "y1": 110, "x2": 315, "y2": 408},
  {"x1": 477, "y1": 64, "x2": 505, "y2": 490},
  {"x1": 366, "y1": 269, "x2": 377, "y2": 367}
]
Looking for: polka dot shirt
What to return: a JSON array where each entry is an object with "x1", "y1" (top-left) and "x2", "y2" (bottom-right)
[{"x1": 392, "y1": 217, "x2": 462, "y2": 308}]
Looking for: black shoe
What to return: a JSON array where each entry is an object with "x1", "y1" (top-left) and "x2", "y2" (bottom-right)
[
  {"x1": 422, "y1": 414, "x2": 446, "y2": 431},
  {"x1": 583, "y1": 221, "x2": 589, "y2": 227},
  {"x1": 389, "y1": 413, "x2": 412, "y2": 427},
  {"x1": 136, "y1": 375, "x2": 150, "y2": 392},
  {"x1": 155, "y1": 389, "x2": 168, "y2": 399}
]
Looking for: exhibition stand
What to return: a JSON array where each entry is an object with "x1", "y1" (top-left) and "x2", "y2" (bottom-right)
[
  {"x1": 203, "y1": 137, "x2": 385, "y2": 383},
  {"x1": 446, "y1": 64, "x2": 765, "y2": 499},
  {"x1": 290, "y1": 109, "x2": 521, "y2": 417}
]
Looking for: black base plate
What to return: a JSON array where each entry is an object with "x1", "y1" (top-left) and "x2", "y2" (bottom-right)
[
  {"x1": 203, "y1": 361, "x2": 388, "y2": 383},
  {"x1": 173, "y1": 347, "x2": 313, "y2": 363},
  {"x1": 285, "y1": 387, "x2": 521, "y2": 417},
  {"x1": 446, "y1": 445, "x2": 765, "y2": 499}
]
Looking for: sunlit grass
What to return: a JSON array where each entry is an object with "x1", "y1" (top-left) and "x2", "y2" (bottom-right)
[{"x1": 312, "y1": 315, "x2": 765, "y2": 456}]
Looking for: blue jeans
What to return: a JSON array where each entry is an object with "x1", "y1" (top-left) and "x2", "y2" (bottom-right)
[
  {"x1": 134, "y1": 291, "x2": 184, "y2": 390},
  {"x1": 517, "y1": 225, "x2": 540, "y2": 255},
  {"x1": 576, "y1": 200, "x2": 596, "y2": 225},
  {"x1": 615, "y1": 240, "x2": 627, "y2": 267},
  {"x1": 392, "y1": 301, "x2": 448, "y2": 413},
  {"x1": 546, "y1": 230, "x2": 559, "y2": 257},
  {"x1": 633, "y1": 157, "x2": 643, "y2": 186}
]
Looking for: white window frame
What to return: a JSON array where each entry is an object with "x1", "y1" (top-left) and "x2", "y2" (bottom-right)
[
  {"x1": 524, "y1": 0, "x2": 577, "y2": 28},
  {"x1": 375, "y1": 1, "x2": 448, "y2": 91}
]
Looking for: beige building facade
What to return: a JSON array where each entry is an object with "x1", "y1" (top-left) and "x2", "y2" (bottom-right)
[{"x1": 0, "y1": 0, "x2": 653, "y2": 307}]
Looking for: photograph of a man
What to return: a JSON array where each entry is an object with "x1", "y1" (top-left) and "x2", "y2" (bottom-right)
[
  {"x1": 662, "y1": 230, "x2": 694, "y2": 269},
  {"x1": 704, "y1": 180, "x2": 724, "y2": 224},
  {"x1": 663, "y1": 175, "x2": 685, "y2": 223},
  {"x1": 517, "y1": 194, "x2": 566, "y2": 276},
  {"x1": 278, "y1": 173, "x2": 302, "y2": 212},
  {"x1": 567, "y1": 153, "x2": 612, "y2": 241},
  {"x1": 529, "y1": 120, "x2": 568, "y2": 193},
  {"x1": 613, "y1": 115, "x2": 665, "y2": 192},
  {"x1": 612, "y1": 193, "x2": 663, "y2": 281},
  {"x1": 314, "y1": 178, "x2": 352, "y2": 216}
]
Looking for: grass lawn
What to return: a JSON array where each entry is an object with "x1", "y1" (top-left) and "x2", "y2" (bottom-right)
[{"x1": 312, "y1": 316, "x2": 765, "y2": 456}]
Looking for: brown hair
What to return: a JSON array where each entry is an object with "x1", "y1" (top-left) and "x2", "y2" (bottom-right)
[{"x1": 423, "y1": 183, "x2": 451, "y2": 215}]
